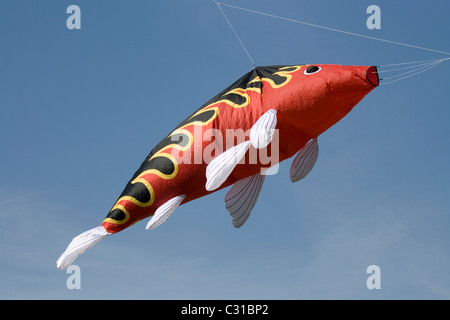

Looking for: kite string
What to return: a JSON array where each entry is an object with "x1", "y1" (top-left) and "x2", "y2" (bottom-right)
[
  {"x1": 382, "y1": 61, "x2": 441, "y2": 80},
  {"x1": 378, "y1": 60, "x2": 446, "y2": 73},
  {"x1": 378, "y1": 61, "x2": 441, "y2": 74},
  {"x1": 375, "y1": 57, "x2": 449, "y2": 85},
  {"x1": 213, "y1": 0, "x2": 256, "y2": 67},
  {"x1": 380, "y1": 58, "x2": 450, "y2": 67},
  {"x1": 214, "y1": 1, "x2": 450, "y2": 57},
  {"x1": 377, "y1": 58, "x2": 450, "y2": 73},
  {"x1": 213, "y1": 1, "x2": 450, "y2": 85},
  {"x1": 380, "y1": 61, "x2": 443, "y2": 85}
]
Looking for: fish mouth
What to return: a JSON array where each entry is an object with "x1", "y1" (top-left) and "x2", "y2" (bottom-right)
[{"x1": 366, "y1": 66, "x2": 379, "y2": 87}]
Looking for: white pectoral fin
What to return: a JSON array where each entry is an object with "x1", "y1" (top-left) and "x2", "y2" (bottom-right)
[
  {"x1": 290, "y1": 138, "x2": 319, "y2": 182},
  {"x1": 145, "y1": 194, "x2": 186, "y2": 230},
  {"x1": 56, "y1": 226, "x2": 110, "y2": 270},
  {"x1": 205, "y1": 141, "x2": 251, "y2": 191},
  {"x1": 250, "y1": 109, "x2": 277, "y2": 149},
  {"x1": 225, "y1": 173, "x2": 265, "y2": 228}
]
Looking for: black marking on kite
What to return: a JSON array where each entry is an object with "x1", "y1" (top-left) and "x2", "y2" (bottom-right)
[
  {"x1": 174, "y1": 109, "x2": 218, "y2": 131},
  {"x1": 255, "y1": 65, "x2": 300, "y2": 86},
  {"x1": 106, "y1": 208, "x2": 126, "y2": 222}
]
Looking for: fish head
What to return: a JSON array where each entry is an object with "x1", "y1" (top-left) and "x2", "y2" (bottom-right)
[{"x1": 273, "y1": 64, "x2": 379, "y2": 138}]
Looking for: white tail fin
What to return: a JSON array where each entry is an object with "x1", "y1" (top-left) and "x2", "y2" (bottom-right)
[{"x1": 56, "y1": 226, "x2": 110, "y2": 270}]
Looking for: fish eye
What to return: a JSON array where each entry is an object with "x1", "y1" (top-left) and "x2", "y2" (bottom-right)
[{"x1": 304, "y1": 66, "x2": 322, "y2": 75}]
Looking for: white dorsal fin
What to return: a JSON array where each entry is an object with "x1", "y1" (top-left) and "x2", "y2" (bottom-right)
[
  {"x1": 225, "y1": 173, "x2": 265, "y2": 228},
  {"x1": 146, "y1": 194, "x2": 186, "y2": 230},
  {"x1": 250, "y1": 109, "x2": 277, "y2": 149},
  {"x1": 205, "y1": 141, "x2": 251, "y2": 191},
  {"x1": 56, "y1": 226, "x2": 110, "y2": 270},
  {"x1": 290, "y1": 138, "x2": 319, "y2": 182}
]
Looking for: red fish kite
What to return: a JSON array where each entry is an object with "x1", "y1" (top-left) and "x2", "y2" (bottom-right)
[{"x1": 57, "y1": 64, "x2": 379, "y2": 269}]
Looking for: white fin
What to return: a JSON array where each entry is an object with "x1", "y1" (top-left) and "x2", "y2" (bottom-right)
[
  {"x1": 205, "y1": 141, "x2": 251, "y2": 191},
  {"x1": 290, "y1": 138, "x2": 319, "y2": 182},
  {"x1": 145, "y1": 194, "x2": 186, "y2": 230},
  {"x1": 250, "y1": 109, "x2": 277, "y2": 149},
  {"x1": 56, "y1": 226, "x2": 110, "y2": 270},
  {"x1": 225, "y1": 173, "x2": 265, "y2": 228}
]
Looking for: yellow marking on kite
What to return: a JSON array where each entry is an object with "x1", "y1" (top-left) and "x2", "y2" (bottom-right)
[
  {"x1": 261, "y1": 65, "x2": 303, "y2": 89},
  {"x1": 136, "y1": 153, "x2": 179, "y2": 180},
  {"x1": 103, "y1": 204, "x2": 131, "y2": 225},
  {"x1": 178, "y1": 107, "x2": 220, "y2": 130}
]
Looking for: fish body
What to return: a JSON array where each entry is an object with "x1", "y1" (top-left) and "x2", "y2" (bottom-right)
[{"x1": 57, "y1": 64, "x2": 378, "y2": 269}]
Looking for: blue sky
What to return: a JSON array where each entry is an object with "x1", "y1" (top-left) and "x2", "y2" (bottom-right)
[{"x1": 0, "y1": 0, "x2": 449, "y2": 299}]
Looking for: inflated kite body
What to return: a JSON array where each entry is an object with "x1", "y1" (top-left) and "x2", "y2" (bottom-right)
[{"x1": 57, "y1": 64, "x2": 379, "y2": 269}]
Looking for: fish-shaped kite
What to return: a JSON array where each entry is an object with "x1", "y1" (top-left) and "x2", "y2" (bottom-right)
[{"x1": 57, "y1": 64, "x2": 379, "y2": 269}]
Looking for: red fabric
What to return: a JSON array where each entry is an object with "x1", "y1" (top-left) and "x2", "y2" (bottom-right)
[{"x1": 102, "y1": 64, "x2": 377, "y2": 233}]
